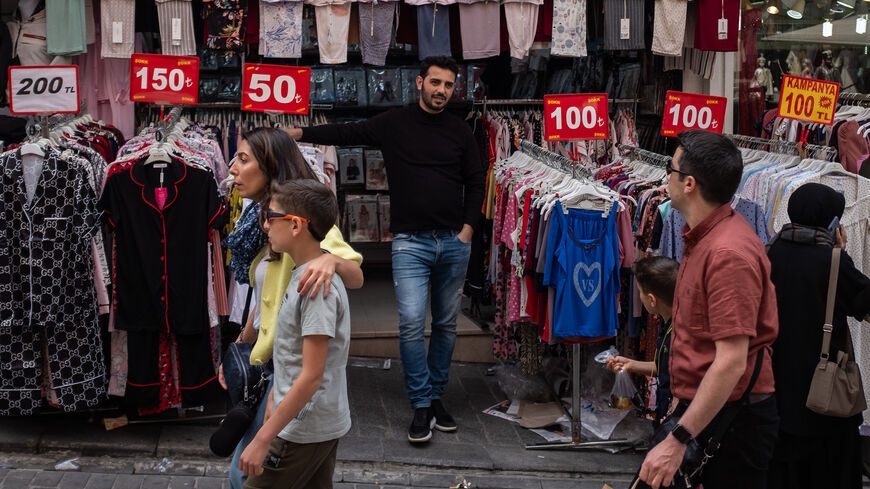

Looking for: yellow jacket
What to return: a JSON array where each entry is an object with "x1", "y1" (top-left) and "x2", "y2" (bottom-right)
[{"x1": 248, "y1": 225, "x2": 362, "y2": 365}]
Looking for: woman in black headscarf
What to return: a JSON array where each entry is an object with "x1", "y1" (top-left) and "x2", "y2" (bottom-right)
[{"x1": 766, "y1": 183, "x2": 870, "y2": 489}]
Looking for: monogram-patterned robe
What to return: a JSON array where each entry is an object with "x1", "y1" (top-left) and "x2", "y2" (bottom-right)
[{"x1": 0, "y1": 148, "x2": 107, "y2": 416}]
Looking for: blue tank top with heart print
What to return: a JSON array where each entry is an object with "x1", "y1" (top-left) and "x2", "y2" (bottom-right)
[{"x1": 543, "y1": 201, "x2": 620, "y2": 338}]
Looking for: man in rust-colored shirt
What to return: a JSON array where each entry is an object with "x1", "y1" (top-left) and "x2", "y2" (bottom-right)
[{"x1": 638, "y1": 130, "x2": 779, "y2": 489}]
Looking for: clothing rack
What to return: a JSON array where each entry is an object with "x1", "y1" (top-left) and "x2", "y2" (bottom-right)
[
  {"x1": 518, "y1": 139, "x2": 592, "y2": 179},
  {"x1": 138, "y1": 105, "x2": 324, "y2": 134},
  {"x1": 515, "y1": 139, "x2": 628, "y2": 451},
  {"x1": 838, "y1": 92, "x2": 870, "y2": 106},
  {"x1": 614, "y1": 143, "x2": 671, "y2": 167},
  {"x1": 728, "y1": 134, "x2": 838, "y2": 161}
]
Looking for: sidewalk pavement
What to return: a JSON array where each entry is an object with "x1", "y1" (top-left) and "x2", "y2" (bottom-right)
[
  {"x1": 0, "y1": 454, "x2": 638, "y2": 489},
  {"x1": 0, "y1": 361, "x2": 645, "y2": 486}
]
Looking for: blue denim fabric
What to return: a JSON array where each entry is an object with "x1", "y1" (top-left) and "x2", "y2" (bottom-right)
[
  {"x1": 229, "y1": 376, "x2": 273, "y2": 489},
  {"x1": 391, "y1": 230, "x2": 471, "y2": 409}
]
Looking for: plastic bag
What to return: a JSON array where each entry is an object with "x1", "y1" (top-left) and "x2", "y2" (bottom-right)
[
  {"x1": 609, "y1": 370, "x2": 637, "y2": 410},
  {"x1": 594, "y1": 346, "x2": 620, "y2": 364},
  {"x1": 493, "y1": 363, "x2": 552, "y2": 403}
]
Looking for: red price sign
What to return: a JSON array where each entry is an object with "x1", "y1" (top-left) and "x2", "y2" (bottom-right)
[
  {"x1": 242, "y1": 64, "x2": 310, "y2": 114},
  {"x1": 661, "y1": 91, "x2": 726, "y2": 137},
  {"x1": 778, "y1": 74, "x2": 839, "y2": 125},
  {"x1": 130, "y1": 53, "x2": 199, "y2": 105},
  {"x1": 544, "y1": 94, "x2": 609, "y2": 140}
]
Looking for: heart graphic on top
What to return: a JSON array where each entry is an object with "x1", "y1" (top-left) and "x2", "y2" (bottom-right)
[{"x1": 573, "y1": 261, "x2": 602, "y2": 307}]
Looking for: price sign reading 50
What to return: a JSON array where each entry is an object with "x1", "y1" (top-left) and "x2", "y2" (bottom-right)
[
  {"x1": 129, "y1": 53, "x2": 199, "y2": 105},
  {"x1": 544, "y1": 94, "x2": 609, "y2": 141},
  {"x1": 661, "y1": 91, "x2": 726, "y2": 137},
  {"x1": 778, "y1": 75, "x2": 839, "y2": 126},
  {"x1": 9, "y1": 66, "x2": 80, "y2": 114},
  {"x1": 242, "y1": 64, "x2": 310, "y2": 114}
]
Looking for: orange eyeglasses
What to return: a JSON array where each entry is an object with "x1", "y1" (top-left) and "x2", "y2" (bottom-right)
[{"x1": 266, "y1": 210, "x2": 310, "y2": 223}]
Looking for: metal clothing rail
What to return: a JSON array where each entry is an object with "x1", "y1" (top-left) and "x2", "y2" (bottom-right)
[
  {"x1": 614, "y1": 143, "x2": 671, "y2": 167},
  {"x1": 838, "y1": 92, "x2": 870, "y2": 106},
  {"x1": 518, "y1": 139, "x2": 592, "y2": 179},
  {"x1": 728, "y1": 134, "x2": 838, "y2": 161}
]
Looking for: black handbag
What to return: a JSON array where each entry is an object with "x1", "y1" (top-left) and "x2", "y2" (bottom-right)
[
  {"x1": 222, "y1": 342, "x2": 269, "y2": 407},
  {"x1": 632, "y1": 349, "x2": 764, "y2": 489}
]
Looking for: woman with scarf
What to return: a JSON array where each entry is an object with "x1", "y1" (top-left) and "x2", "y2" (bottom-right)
[
  {"x1": 222, "y1": 127, "x2": 363, "y2": 489},
  {"x1": 766, "y1": 183, "x2": 870, "y2": 489}
]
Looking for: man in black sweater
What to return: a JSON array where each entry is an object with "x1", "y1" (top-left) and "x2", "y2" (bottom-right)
[{"x1": 286, "y1": 57, "x2": 485, "y2": 444}]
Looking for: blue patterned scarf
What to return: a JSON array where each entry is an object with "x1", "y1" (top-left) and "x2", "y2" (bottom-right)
[{"x1": 223, "y1": 202, "x2": 267, "y2": 285}]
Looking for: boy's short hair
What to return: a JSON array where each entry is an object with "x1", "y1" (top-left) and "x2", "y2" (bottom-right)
[
  {"x1": 631, "y1": 256, "x2": 679, "y2": 306},
  {"x1": 270, "y1": 179, "x2": 338, "y2": 241}
]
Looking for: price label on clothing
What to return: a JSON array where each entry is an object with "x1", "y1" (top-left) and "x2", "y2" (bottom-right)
[
  {"x1": 778, "y1": 74, "x2": 840, "y2": 126},
  {"x1": 543, "y1": 93, "x2": 609, "y2": 141},
  {"x1": 241, "y1": 64, "x2": 311, "y2": 114},
  {"x1": 661, "y1": 91, "x2": 727, "y2": 137},
  {"x1": 8, "y1": 66, "x2": 80, "y2": 114},
  {"x1": 129, "y1": 53, "x2": 199, "y2": 105}
]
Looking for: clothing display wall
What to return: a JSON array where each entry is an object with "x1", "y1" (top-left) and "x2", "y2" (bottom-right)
[
  {"x1": 0, "y1": 114, "x2": 124, "y2": 416},
  {"x1": 100, "y1": 116, "x2": 230, "y2": 414}
]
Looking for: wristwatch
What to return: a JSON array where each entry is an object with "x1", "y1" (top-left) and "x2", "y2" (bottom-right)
[{"x1": 671, "y1": 424, "x2": 694, "y2": 444}]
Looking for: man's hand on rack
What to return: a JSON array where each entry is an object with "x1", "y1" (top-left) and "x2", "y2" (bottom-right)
[{"x1": 284, "y1": 128, "x2": 303, "y2": 140}]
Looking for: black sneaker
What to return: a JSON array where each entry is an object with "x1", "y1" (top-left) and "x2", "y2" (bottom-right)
[
  {"x1": 431, "y1": 399, "x2": 457, "y2": 432},
  {"x1": 408, "y1": 407, "x2": 435, "y2": 443}
]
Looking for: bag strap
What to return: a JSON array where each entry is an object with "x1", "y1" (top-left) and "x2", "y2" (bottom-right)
[
  {"x1": 241, "y1": 286, "x2": 254, "y2": 331},
  {"x1": 705, "y1": 349, "x2": 764, "y2": 450},
  {"x1": 820, "y1": 248, "x2": 841, "y2": 361}
]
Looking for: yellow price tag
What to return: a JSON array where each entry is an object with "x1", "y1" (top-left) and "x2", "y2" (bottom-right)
[{"x1": 777, "y1": 74, "x2": 840, "y2": 126}]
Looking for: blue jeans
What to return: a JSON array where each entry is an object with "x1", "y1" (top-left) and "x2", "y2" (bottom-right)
[
  {"x1": 391, "y1": 230, "x2": 471, "y2": 409},
  {"x1": 229, "y1": 377, "x2": 273, "y2": 489}
]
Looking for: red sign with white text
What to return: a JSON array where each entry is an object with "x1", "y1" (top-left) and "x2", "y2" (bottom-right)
[
  {"x1": 242, "y1": 64, "x2": 310, "y2": 114},
  {"x1": 661, "y1": 91, "x2": 726, "y2": 137},
  {"x1": 130, "y1": 53, "x2": 199, "y2": 105},
  {"x1": 544, "y1": 94, "x2": 609, "y2": 141}
]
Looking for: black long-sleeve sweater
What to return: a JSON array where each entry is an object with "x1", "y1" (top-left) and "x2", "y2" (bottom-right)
[{"x1": 300, "y1": 105, "x2": 486, "y2": 234}]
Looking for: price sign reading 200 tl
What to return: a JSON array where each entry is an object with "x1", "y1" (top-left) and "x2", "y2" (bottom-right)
[
  {"x1": 9, "y1": 66, "x2": 80, "y2": 114},
  {"x1": 129, "y1": 53, "x2": 199, "y2": 105},
  {"x1": 242, "y1": 64, "x2": 311, "y2": 114},
  {"x1": 544, "y1": 94, "x2": 609, "y2": 141}
]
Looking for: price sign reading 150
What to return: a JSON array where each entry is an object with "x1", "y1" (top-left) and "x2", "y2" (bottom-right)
[{"x1": 129, "y1": 53, "x2": 199, "y2": 105}]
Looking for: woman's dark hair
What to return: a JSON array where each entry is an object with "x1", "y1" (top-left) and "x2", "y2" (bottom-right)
[
  {"x1": 675, "y1": 130, "x2": 743, "y2": 206},
  {"x1": 241, "y1": 127, "x2": 318, "y2": 260},
  {"x1": 242, "y1": 127, "x2": 317, "y2": 186},
  {"x1": 631, "y1": 256, "x2": 680, "y2": 306}
]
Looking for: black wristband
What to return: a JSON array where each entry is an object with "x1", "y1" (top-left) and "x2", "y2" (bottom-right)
[{"x1": 671, "y1": 423, "x2": 693, "y2": 444}]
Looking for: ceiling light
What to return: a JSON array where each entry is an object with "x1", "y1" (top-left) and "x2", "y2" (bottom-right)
[
  {"x1": 830, "y1": 1, "x2": 845, "y2": 12},
  {"x1": 788, "y1": 0, "x2": 806, "y2": 17},
  {"x1": 767, "y1": 1, "x2": 781, "y2": 13},
  {"x1": 823, "y1": 19, "x2": 834, "y2": 35},
  {"x1": 837, "y1": 0, "x2": 856, "y2": 8},
  {"x1": 858, "y1": 15, "x2": 868, "y2": 32}
]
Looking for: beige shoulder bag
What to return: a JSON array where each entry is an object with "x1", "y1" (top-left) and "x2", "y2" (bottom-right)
[{"x1": 806, "y1": 247, "x2": 867, "y2": 418}]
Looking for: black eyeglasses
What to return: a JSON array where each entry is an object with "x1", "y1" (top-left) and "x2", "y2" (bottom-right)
[{"x1": 666, "y1": 161, "x2": 691, "y2": 178}]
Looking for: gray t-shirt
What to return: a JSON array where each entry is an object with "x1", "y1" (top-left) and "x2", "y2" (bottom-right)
[{"x1": 273, "y1": 260, "x2": 351, "y2": 444}]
